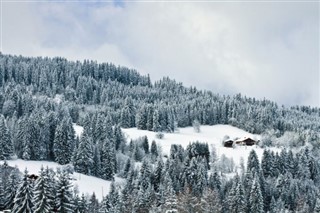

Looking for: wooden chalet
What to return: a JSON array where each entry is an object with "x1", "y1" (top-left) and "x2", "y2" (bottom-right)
[
  {"x1": 223, "y1": 139, "x2": 234, "y2": 148},
  {"x1": 235, "y1": 137, "x2": 256, "y2": 146}
]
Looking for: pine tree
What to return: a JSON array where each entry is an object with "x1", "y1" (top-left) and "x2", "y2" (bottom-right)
[
  {"x1": 177, "y1": 187, "x2": 201, "y2": 213},
  {"x1": 88, "y1": 193, "x2": 99, "y2": 213},
  {"x1": 100, "y1": 138, "x2": 115, "y2": 180},
  {"x1": 153, "y1": 110, "x2": 161, "y2": 132},
  {"x1": 73, "y1": 130, "x2": 94, "y2": 175},
  {"x1": 142, "y1": 136, "x2": 149, "y2": 154},
  {"x1": 107, "y1": 181, "x2": 120, "y2": 213},
  {"x1": 92, "y1": 144, "x2": 102, "y2": 177},
  {"x1": 120, "y1": 97, "x2": 135, "y2": 128},
  {"x1": 234, "y1": 180, "x2": 246, "y2": 213},
  {"x1": 208, "y1": 168, "x2": 221, "y2": 193},
  {"x1": 133, "y1": 143, "x2": 143, "y2": 162},
  {"x1": 55, "y1": 169, "x2": 74, "y2": 212},
  {"x1": 0, "y1": 115, "x2": 14, "y2": 159},
  {"x1": 136, "y1": 182, "x2": 153, "y2": 212},
  {"x1": 28, "y1": 113, "x2": 41, "y2": 160},
  {"x1": 162, "y1": 173, "x2": 178, "y2": 213},
  {"x1": 146, "y1": 105, "x2": 154, "y2": 131},
  {"x1": 227, "y1": 176, "x2": 241, "y2": 213},
  {"x1": 150, "y1": 140, "x2": 158, "y2": 161},
  {"x1": 39, "y1": 115, "x2": 51, "y2": 160},
  {"x1": 200, "y1": 189, "x2": 222, "y2": 213},
  {"x1": 247, "y1": 149, "x2": 260, "y2": 175},
  {"x1": 12, "y1": 169, "x2": 34, "y2": 213},
  {"x1": 136, "y1": 105, "x2": 147, "y2": 130},
  {"x1": 113, "y1": 124, "x2": 125, "y2": 152},
  {"x1": 153, "y1": 158, "x2": 164, "y2": 192},
  {"x1": 138, "y1": 159, "x2": 152, "y2": 191},
  {"x1": 261, "y1": 149, "x2": 272, "y2": 178},
  {"x1": 122, "y1": 158, "x2": 131, "y2": 178},
  {"x1": 249, "y1": 176, "x2": 264, "y2": 213},
  {"x1": 53, "y1": 117, "x2": 75, "y2": 165},
  {"x1": 4, "y1": 168, "x2": 20, "y2": 210},
  {"x1": 32, "y1": 166, "x2": 55, "y2": 213},
  {"x1": 79, "y1": 193, "x2": 88, "y2": 213},
  {"x1": 297, "y1": 151, "x2": 311, "y2": 179}
]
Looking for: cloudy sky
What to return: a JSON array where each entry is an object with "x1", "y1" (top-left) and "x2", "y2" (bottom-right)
[{"x1": 1, "y1": 1, "x2": 319, "y2": 106}]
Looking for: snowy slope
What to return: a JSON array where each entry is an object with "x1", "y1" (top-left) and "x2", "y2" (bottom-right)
[
  {"x1": 122, "y1": 125, "x2": 280, "y2": 166},
  {"x1": 0, "y1": 159, "x2": 124, "y2": 201},
  {"x1": 73, "y1": 123, "x2": 280, "y2": 166},
  {"x1": 2, "y1": 124, "x2": 278, "y2": 202}
]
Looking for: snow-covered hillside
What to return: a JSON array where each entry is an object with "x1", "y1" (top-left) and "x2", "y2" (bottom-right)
[
  {"x1": 73, "y1": 123, "x2": 280, "y2": 166},
  {"x1": 122, "y1": 125, "x2": 280, "y2": 166},
  {"x1": 1, "y1": 159, "x2": 124, "y2": 201}
]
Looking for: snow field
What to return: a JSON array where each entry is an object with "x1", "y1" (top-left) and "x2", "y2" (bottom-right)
[
  {"x1": 1, "y1": 159, "x2": 124, "y2": 201},
  {"x1": 122, "y1": 125, "x2": 280, "y2": 166},
  {"x1": 1, "y1": 124, "x2": 280, "y2": 201}
]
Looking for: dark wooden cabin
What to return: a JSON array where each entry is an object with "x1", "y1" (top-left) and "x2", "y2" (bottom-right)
[
  {"x1": 242, "y1": 138, "x2": 256, "y2": 146},
  {"x1": 223, "y1": 139, "x2": 234, "y2": 148},
  {"x1": 235, "y1": 137, "x2": 256, "y2": 146}
]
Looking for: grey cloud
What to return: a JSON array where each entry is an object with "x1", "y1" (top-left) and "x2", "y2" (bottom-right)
[{"x1": 2, "y1": 2, "x2": 319, "y2": 106}]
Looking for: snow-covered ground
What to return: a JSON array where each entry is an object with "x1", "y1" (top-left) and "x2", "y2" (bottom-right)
[
  {"x1": 73, "y1": 123, "x2": 84, "y2": 138},
  {"x1": 0, "y1": 159, "x2": 124, "y2": 201},
  {"x1": 1, "y1": 124, "x2": 280, "y2": 201},
  {"x1": 73, "y1": 123, "x2": 280, "y2": 166},
  {"x1": 122, "y1": 125, "x2": 280, "y2": 166}
]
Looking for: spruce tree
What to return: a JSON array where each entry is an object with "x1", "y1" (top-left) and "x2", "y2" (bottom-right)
[
  {"x1": 55, "y1": 169, "x2": 74, "y2": 212},
  {"x1": 247, "y1": 149, "x2": 260, "y2": 175},
  {"x1": 150, "y1": 140, "x2": 158, "y2": 161},
  {"x1": 12, "y1": 169, "x2": 34, "y2": 213},
  {"x1": 153, "y1": 110, "x2": 161, "y2": 132},
  {"x1": 136, "y1": 105, "x2": 147, "y2": 130},
  {"x1": 0, "y1": 115, "x2": 13, "y2": 159},
  {"x1": 163, "y1": 172, "x2": 178, "y2": 213},
  {"x1": 32, "y1": 166, "x2": 54, "y2": 213},
  {"x1": 100, "y1": 138, "x2": 115, "y2": 180},
  {"x1": 53, "y1": 117, "x2": 75, "y2": 165},
  {"x1": 153, "y1": 158, "x2": 164, "y2": 192},
  {"x1": 249, "y1": 176, "x2": 264, "y2": 213},
  {"x1": 79, "y1": 193, "x2": 88, "y2": 213},
  {"x1": 107, "y1": 181, "x2": 120, "y2": 213},
  {"x1": 200, "y1": 189, "x2": 222, "y2": 213},
  {"x1": 4, "y1": 169, "x2": 20, "y2": 210},
  {"x1": 142, "y1": 136, "x2": 149, "y2": 154},
  {"x1": 73, "y1": 130, "x2": 94, "y2": 175},
  {"x1": 88, "y1": 193, "x2": 99, "y2": 213}
]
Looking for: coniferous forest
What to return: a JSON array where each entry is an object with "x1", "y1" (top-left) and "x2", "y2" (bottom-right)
[{"x1": 0, "y1": 53, "x2": 320, "y2": 212}]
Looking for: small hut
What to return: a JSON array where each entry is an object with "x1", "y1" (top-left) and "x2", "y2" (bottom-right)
[
  {"x1": 235, "y1": 137, "x2": 256, "y2": 146},
  {"x1": 223, "y1": 139, "x2": 234, "y2": 148}
]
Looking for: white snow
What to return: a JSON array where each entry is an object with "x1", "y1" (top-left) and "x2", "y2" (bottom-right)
[
  {"x1": 1, "y1": 124, "x2": 281, "y2": 202},
  {"x1": 72, "y1": 123, "x2": 280, "y2": 166},
  {"x1": 122, "y1": 125, "x2": 280, "y2": 166},
  {"x1": 0, "y1": 159, "x2": 124, "y2": 201},
  {"x1": 73, "y1": 123, "x2": 84, "y2": 138}
]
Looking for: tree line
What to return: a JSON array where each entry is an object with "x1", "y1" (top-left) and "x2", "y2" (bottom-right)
[{"x1": 1, "y1": 145, "x2": 320, "y2": 212}]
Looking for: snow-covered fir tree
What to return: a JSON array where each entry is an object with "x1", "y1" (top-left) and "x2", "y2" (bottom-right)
[{"x1": 12, "y1": 169, "x2": 34, "y2": 213}]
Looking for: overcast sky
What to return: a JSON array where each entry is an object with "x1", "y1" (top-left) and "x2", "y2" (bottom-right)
[{"x1": 1, "y1": 1, "x2": 319, "y2": 106}]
